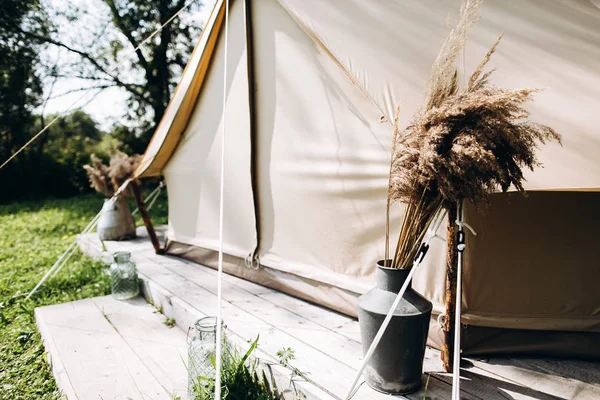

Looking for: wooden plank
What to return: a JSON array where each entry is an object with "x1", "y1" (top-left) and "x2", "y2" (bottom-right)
[
  {"x1": 504, "y1": 358, "x2": 600, "y2": 389},
  {"x1": 141, "y1": 272, "x2": 336, "y2": 400},
  {"x1": 159, "y1": 258, "x2": 365, "y2": 369},
  {"x1": 90, "y1": 296, "x2": 188, "y2": 399},
  {"x1": 164, "y1": 258, "x2": 490, "y2": 400},
  {"x1": 87, "y1": 237, "x2": 468, "y2": 399},
  {"x1": 35, "y1": 297, "x2": 179, "y2": 400},
  {"x1": 136, "y1": 260, "x2": 478, "y2": 400},
  {"x1": 467, "y1": 357, "x2": 600, "y2": 400},
  {"x1": 81, "y1": 232, "x2": 600, "y2": 400},
  {"x1": 35, "y1": 307, "x2": 84, "y2": 400},
  {"x1": 353, "y1": 372, "x2": 481, "y2": 400},
  {"x1": 137, "y1": 261, "x2": 353, "y2": 399},
  {"x1": 259, "y1": 290, "x2": 361, "y2": 342}
]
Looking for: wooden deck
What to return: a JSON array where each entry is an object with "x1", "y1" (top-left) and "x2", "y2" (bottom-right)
[
  {"x1": 74, "y1": 228, "x2": 600, "y2": 400},
  {"x1": 36, "y1": 296, "x2": 189, "y2": 399}
]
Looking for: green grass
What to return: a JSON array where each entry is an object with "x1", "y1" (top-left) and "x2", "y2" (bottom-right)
[{"x1": 0, "y1": 188, "x2": 168, "y2": 399}]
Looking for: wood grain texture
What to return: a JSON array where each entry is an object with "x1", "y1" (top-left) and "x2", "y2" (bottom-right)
[
  {"x1": 35, "y1": 296, "x2": 187, "y2": 400},
  {"x1": 76, "y1": 229, "x2": 600, "y2": 400}
]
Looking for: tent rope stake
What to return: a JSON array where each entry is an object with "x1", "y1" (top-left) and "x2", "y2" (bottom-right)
[{"x1": 343, "y1": 210, "x2": 447, "y2": 400}]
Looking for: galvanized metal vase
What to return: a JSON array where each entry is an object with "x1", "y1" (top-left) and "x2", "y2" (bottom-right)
[
  {"x1": 97, "y1": 197, "x2": 136, "y2": 241},
  {"x1": 109, "y1": 251, "x2": 139, "y2": 300},
  {"x1": 357, "y1": 260, "x2": 432, "y2": 394}
]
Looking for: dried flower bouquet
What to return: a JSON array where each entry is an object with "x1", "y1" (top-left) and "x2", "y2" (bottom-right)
[{"x1": 386, "y1": 0, "x2": 561, "y2": 269}]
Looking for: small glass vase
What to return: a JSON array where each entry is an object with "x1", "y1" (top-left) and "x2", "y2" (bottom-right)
[
  {"x1": 188, "y1": 317, "x2": 228, "y2": 398},
  {"x1": 110, "y1": 251, "x2": 139, "y2": 300}
]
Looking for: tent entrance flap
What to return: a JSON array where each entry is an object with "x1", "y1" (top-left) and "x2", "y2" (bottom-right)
[{"x1": 162, "y1": 0, "x2": 257, "y2": 264}]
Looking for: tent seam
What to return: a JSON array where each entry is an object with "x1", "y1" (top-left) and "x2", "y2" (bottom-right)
[{"x1": 274, "y1": 0, "x2": 393, "y2": 127}]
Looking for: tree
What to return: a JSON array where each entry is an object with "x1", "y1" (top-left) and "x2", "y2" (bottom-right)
[
  {"x1": 37, "y1": 110, "x2": 109, "y2": 196},
  {"x1": 29, "y1": 0, "x2": 205, "y2": 146},
  {"x1": 0, "y1": 0, "x2": 49, "y2": 163},
  {"x1": 0, "y1": 110, "x2": 111, "y2": 203}
]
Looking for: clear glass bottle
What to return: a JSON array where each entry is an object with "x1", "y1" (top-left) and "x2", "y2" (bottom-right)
[
  {"x1": 110, "y1": 251, "x2": 139, "y2": 300},
  {"x1": 188, "y1": 317, "x2": 228, "y2": 399}
]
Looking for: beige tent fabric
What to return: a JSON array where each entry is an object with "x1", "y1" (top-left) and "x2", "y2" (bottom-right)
[
  {"x1": 460, "y1": 192, "x2": 600, "y2": 332},
  {"x1": 134, "y1": 0, "x2": 225, "y2": 178},
  {"x1": 277, "y1": 0, "x2": 600, "y2": 191},
  {"x1": 251, "y1": 0, "x2": 424, "y2": 294},
  {"x1": 162, "y1": 0, "x2": 256, "y2": 259},
  {"x1": 167, "y1": 240, "x2": 360, "y2": 317},
  {"x1": 427, "y1": 320, "x2": 600, "y2": 359},
  {"x1": 135, "y1": 0, "x2": 600, "y2": 356}
]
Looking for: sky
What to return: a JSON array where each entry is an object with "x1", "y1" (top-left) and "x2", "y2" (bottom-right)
[{"x1": 41, "y1": 0, "x2": 216, "y2": 130}]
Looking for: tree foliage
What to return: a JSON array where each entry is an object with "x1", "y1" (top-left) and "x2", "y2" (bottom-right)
[
  {"x1": 0, "y1": 0, "x2": 206, "y2": 202},
  {"x1": 0, "y1": 0, "x2": 49, "y2": 163},
  {"x1": 0, "y1": 110, "x2": 113, "y2": 203},
  {"x1": 38, "y1": 0, "x2": 205, "y2": 144}
]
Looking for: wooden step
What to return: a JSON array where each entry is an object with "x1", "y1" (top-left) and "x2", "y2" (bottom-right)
[
  {"x1": 75, "y1": 229, "x2": 600, "y2": 400},
  {"x1": 77, "y1": 229, "x2": 465, "y2": 400},
  {"x1": 35, "y1": 296, "x2": 188, "y2": 400}
]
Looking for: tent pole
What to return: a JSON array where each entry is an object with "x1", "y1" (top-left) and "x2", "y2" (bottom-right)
[
  {"x1": 452, "y1": 200, "x2": 466, "y2": 399},
  {"x1": 441, "y1": 202, "x2": 458, "y2": 372},
  {"x1": 131, "y1": 179, "x2": 164, "y2": 255}
]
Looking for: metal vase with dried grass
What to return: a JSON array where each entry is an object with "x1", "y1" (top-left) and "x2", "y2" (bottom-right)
[
  {"x1": 384, "y1": 0, "x2": 561, "y2": 373},
  {"x1": 83, "y1": 151, "x2": 142, "y2": 241}
]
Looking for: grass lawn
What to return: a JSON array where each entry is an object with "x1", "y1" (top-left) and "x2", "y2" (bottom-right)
[{"x1": 0, "y1": 188, "x2": 168, "y2": 399}]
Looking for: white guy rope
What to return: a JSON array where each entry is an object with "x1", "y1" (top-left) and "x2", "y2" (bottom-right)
[
  {"x1": 25, "y1": 179, "x2": 131, "y2": 299},
  {"x1": 49, "y1": 180, "x2": 164, "y2": 280},
  {"x1": 25, "y1": 179, "x2": 164, "y2": 300},
  {"x1": 0, "y1": 1, "x2": 197, "y2": 171},
  {"x1": 215, "y1": 0, "x2": 230, "y2": 398},
  {"x1": 132, "y1": 181, "x2": 164, "y2": 216},
  {"x1": 143, "y1": 182, "x2": 164, "y2": 212},
  {"x1": 343, "y1": 210, "x2": 448, "y2": 400}
]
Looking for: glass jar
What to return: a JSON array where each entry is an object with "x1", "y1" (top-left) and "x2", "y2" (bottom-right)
[
  {"x1": 188, "y1": 317, "x2": 228, "y2": 398},
  {"x1": 109, "y1": 251, "x2": 139, "y2": 300}
]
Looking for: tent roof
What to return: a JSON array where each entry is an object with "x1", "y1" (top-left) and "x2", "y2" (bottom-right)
[
  {"x1": 135, "y1": 0, "x2": 600, "y2": 191},
  {"x1": 134, "y1": 0, "x2": 225, "y2": 178}
]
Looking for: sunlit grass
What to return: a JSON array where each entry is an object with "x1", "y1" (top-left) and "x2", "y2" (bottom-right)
[{"x1": 0, "y1": 188, "x2": 167, "y2": 399}]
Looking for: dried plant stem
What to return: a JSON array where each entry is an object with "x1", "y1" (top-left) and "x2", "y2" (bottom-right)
[
  {"x1": 391, "y1": 191, "x2": 443, "y2": 268},
  {"x1": 385, "y1": 107, "x2": 402, "y2": 264},
  {"x1": 441, "y1": 203, "x2": 459, "y2": 372},
  {"x1": 385, "y1": 0, "x2": 560, "y2": 374}
]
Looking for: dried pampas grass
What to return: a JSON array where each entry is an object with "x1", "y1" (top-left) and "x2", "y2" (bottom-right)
[
  {"x1": 387, "y1": 0, "x2": 561, "y2": 268},
  {"x1": 109, "y1": 151, "x2": 142, "y2": 197},
  {"x1": 83, "y1": 155, "x2": 113, "y2": 197},
  {"x1": 83, "y1": 151, "x2": 141, "y2": 198}
]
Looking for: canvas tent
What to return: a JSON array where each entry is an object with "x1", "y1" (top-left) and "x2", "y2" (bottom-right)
[{"x1": 134, "y1": 0, "x2": 600, "y2": 358}]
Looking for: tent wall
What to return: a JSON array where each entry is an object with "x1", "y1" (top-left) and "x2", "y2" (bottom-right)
[
  {"x1": 462, "y1": 192, "x2": 600, "y2": 332},
  {"x1": 251, "y1": 0, "x2": 407, "y2": 294},
  {"x1": 163, "y1": 0, "x2": 256, "y2": 259},
  {"x1": 277, "y1": 0, "x2": 600, "y2": 191},
  {"x1": 141, "y1": 0, "x2": 600, "y2": 357},
  {"x1": 419, "y1": 191, "x2": 600, "y2": 357}
]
